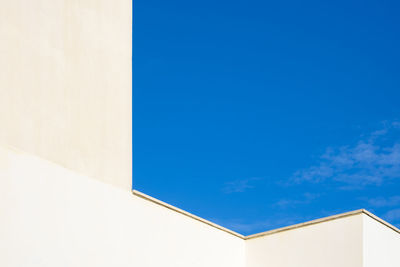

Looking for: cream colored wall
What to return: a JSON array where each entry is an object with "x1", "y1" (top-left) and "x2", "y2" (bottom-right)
[
  {"x1": 0, "y1": 0, "x2": 132, "y2": 189},
  {"x1": 363, "y1": 214, "x2": 400, "y2": 267},
  {"x1": 0, "y1": 2, "x2": 244, "y2": 265},
  {"x1": 3, "y1": 144, "x2": 400, "y2": 267},
  {"x1": 2, "y1": 2, "x2": 399, "y2": 267},
  {"x1": 245, "y1": 214, "x2": 364, "y2": 267},
  {"x1": 0, "y1": 146, "x2": 245, "y2": 267}
]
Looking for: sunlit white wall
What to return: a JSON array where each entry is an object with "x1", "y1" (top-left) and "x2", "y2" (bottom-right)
[
  {"x1": 363, "y1": 214, "x2": 400, "y2": 267},
  {"x1": 1, "y1": 1, "x2": 399, "y2": 267},
  {"x1": 0, "y1": 146, "x2": 245, "y2": 267},
  {"x1": 245, "y1": 214, "x2": 364, "y2": 267}
]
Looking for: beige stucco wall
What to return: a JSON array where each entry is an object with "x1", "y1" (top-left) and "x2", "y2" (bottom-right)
[
  {"x1": 363, "y1": 214, "x2": 400, "y2": 267},
  {"x1": 245, "y1": 214, "x2": 364, "y2": 267},
  {"x1": 0, "y1": 146, "x2": 245, "y2": 267},
  {"x1": 1, "y1": 1, "x2": 399, "y2": 267},
  {"x1": 2, "y1": 145, "x2": 400, "y2": 267},
  {"x1": 0, "y1": 0, "x2": 132, "y2": 189}
]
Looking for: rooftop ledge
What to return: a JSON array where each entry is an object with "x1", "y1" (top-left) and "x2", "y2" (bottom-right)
[{"x1": 132, "y1": 190, "x2": 400, "y2": 240}]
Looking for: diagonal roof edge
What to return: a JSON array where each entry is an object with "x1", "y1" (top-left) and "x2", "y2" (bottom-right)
[
  {"x1": 132, "y1": 190, "x2": 400, "y2": 240},
  {"x1": 132, "y1": 190, "x2": 244, "y2": 239},
  {"x1": 362, "y1": 209, "x2": 400, "y2": 236}
]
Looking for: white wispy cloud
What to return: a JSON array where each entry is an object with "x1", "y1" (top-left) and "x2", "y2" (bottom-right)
[
  {"x1": 218, "y1": 220, "x2": 272, "y2": 234},
  {"x1": 274, "y1": 192, "x2": 320, "y2": 208},
  {"x1": 291, "y1": 121, "x2": 400, "y2": 189},
  {"x1": 366, "y1": 196, "x2": 400, "y2": 208},
  {"x1": 383, "y1": 208, "x2": 400, "y2": 222},
  {"x1": 213, "y1": 215, "x2": 304, "y2": 234},
  {"x1": 222, "y1": 177, "x2": 262, "y2": 193}
]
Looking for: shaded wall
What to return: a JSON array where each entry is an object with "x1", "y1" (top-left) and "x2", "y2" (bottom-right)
[{"x1": 0, "y1": 0, "x2": 132, "y2": 189}]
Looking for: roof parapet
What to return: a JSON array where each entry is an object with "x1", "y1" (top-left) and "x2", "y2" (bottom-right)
[{"x1": 132, "y1": 190, "x2": 400, "y2": 240}]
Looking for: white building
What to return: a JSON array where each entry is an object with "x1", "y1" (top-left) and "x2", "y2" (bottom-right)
[{"x1": 1, "y1": 1, "x2": 399, "y2": 266}]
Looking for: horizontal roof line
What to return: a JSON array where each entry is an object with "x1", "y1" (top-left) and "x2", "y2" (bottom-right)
[
  {"x1": 246, "y1": 209, "x2": 400, "y2": 240},
  {"x1": 245, "y1": 209, "x2": 364, "y2": 239},
  {"x1": 132, "y1": 190, "x2": 400, "y2": 240}
]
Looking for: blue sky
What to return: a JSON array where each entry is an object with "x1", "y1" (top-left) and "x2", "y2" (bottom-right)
[{"x1": 133, "y1": 0, "x2": 400, "y2": 235}]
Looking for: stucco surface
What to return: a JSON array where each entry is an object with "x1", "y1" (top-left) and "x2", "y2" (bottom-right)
[
  {"x1": 0, "y1": 146, "x2": 245, "y2": 267},
  {"x1": 1, "y1": 1, "x2": 399, "y2": 266},
  {"x1": 0, "y1": 0, "x2": 132, "y2": 189},
  {"x1": 363, "y1": 214, "x2": 400, "y2": 267},
  {"x1": 246, "y1": 213, "x2": 364, "y2": 267}
]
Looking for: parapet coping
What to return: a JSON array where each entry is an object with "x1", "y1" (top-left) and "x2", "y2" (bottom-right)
[
  {"x1": 132, "y1": 190, "x2": 400, "y2": 240},
  {"x1": 246, "y1": 209, "x2": 400, "y2": 239},
  {"x1": 132, "y1": 190, "x2": 244, "y2": 238}
]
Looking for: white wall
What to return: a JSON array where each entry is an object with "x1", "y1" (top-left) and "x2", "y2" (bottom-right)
[
  {"x1": 0, "y1": 146, "x2": 245, "y2": 267},
  {"x1": 0, "y1": 0, "x2": 132, "y2": 189},
  {"x1": 0, "y1": 2, "x2": 243, "y2": 266},
  {"x1": 245, "y1": 214, "x2": 364, "y2": 267},
  {"x1": 3, "y1": 145, "x2": 400, "y2": 267},
  {"x1": 363, "y1": 214, "x2": 400, "y2": 267},
  {"x1": 1, "y1": 2, "x2": 399, "y2": 267}
]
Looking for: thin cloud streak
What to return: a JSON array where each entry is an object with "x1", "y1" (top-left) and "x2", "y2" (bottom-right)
[
  {"x1": 290, "y1": 121, "x2": 400, "y2": 190},
  {"x1": 213, "y1": 215, "x2": 305, "y2": 235},
  {"x1": 384, "y1": 209, "x2": 400, "y2": 222},
  {"x1": 273, "y1": 193, "x2": 320, "y2": 208},
  {"x1": 222, "y1": 177, "x2": 262, "y2": 194},
  {"x1": 366, "y1": 196, "x2": 400, "y2": 208}
]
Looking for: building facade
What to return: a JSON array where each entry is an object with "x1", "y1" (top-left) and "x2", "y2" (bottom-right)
[{"x1": 1, "y1": 1, "x2": 399, "y2": 266}]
